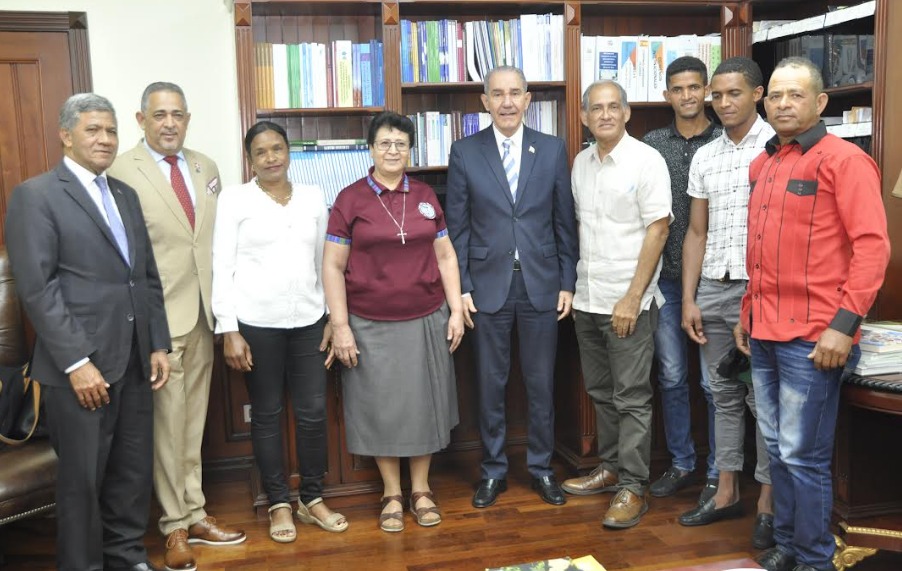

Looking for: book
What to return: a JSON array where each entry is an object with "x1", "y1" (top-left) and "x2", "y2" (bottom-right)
[
  {"x1": 828, "y1": 34, "x2": 868, "y2": 87},
  {"x1": 648, "y1": 36, "x2": 667, "y2": 102},
  {"x1": 859, "y1": 324, "x2": 902, "y2": 354}
]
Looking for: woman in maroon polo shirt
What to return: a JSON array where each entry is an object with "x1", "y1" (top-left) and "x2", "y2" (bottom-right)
[{"x1": 322, "y1": 111, "x2": 464, "y2": 532}]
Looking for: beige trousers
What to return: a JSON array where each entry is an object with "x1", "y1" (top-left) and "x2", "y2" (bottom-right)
[{"x1": 153, "y1": 309, "x2": 214, "y2": 535}]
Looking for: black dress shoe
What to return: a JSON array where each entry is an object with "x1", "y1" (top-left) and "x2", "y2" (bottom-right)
[
  {"x1": 649, "y1": 466, "x2": 694, "y2": 498},
  {"x1": 698, "y1": 478, "x2": 718, "y2": 506},
  {"x1": 472, "y1": 478, "x2": 507, "y2": 508},
  {"x1": 532, "y1": 476, "x2": 566, "y2": 506},
  {"x1": 755, "y1": 547, "x2": 797, "y2": 571},
  {"x1": 678, "y1": 497, "x2": 744, "y2": 526},
  {"x1": 752, "y1": 513, "x2": 776, "y2": 549}
]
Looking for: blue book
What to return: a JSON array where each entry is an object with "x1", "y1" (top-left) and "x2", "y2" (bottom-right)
[
  {"x1": 418, "y1": 21, "x2": 428, "y2": 83},
  {"x1": 373, "y1": 40, "x2": 385, "y2": 106},
  {"x1": 400, "y1": 20, "x2": 411, "y2": 83},
  {"x1": 360, "y1": 43, "x2": 373, "y2": 106}
]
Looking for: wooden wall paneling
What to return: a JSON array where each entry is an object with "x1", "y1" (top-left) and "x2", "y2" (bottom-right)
[
  {"x1": 235, "y1": 2, "x2": 255, "y2": 182},
  {"x1": 565, "y1": 1, "x2": 581, "y2": 162},
  {"x1": 721, "y1": 1, "x2": 752, "y2": 59},
  {"x1": 66, "y1": 12, "x2": 91, "y2": 93},
  {"x1": 874, "y1": 0, "x2": 902, "y2": 320},
  {"x1": 382, "y1": 2, "x2": 402, "y2": 113},
  {"x1": 202, "y1": 353, "x2": 254, "y2": 482}
]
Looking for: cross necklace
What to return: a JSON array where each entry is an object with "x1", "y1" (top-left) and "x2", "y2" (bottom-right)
[{"x1": 376, "y1": 191, "x2": 407, "y2": 244}]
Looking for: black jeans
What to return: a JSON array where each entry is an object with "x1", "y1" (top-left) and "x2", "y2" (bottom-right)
[{"x1": 239, "y1": 316, "x2": 328, "y2": 505}]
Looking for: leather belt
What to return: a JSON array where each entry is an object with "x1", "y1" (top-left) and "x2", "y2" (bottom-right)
[
  {"x1": 715, "y1": 272, "x2": 743, "y2": 283},
  {"x1": 513, "y1": 259, "x2": 522, "y2": 271}
]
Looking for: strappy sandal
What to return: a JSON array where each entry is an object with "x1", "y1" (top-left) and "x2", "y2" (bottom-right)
[
  {"x1": 379, "y1": 495, "x2": 405, "y2": 533},
  {"x1": 410, "y1": 490, "x2": 442, "y2": 527},
  {"x1": 297, "y1": 497, "x2": 349, "y2": 533},
  {"x1": 268, "y1": 502, "x2": 297, "y2": 543}
]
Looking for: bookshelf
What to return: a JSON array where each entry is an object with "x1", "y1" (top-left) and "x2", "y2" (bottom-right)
[
  {"x1": 752, "y1": 0, "x2": 877, "y2": 145},
  {"x1": 222, "y1": 0, "x2": 902, "y2": 502}
]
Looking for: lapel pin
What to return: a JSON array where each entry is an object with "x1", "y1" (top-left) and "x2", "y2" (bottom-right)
[
  {"x1": 528, "y1": 146, "x2": 535, "y2": 154},
  {"x1": 194, "y1": 162, "x2": 201, "y2": 173}
]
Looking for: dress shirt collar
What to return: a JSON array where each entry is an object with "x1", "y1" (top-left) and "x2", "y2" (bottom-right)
[
  {"x1": 366, "y1": 166, "x2": 409, "y2": 195},
  {"x1": 590, "y1": 133, "x2": 633, "y2": 165},
  {"x1": 720, "y1": 114, "x2": 769, "y2": 148},
  {"x1": 143, "y1": 140, "x2": 186, "y2": 166},
  {"x1": 491, "y1": 123, "x2": 524, "y2": 154},
  {"x1": 668, "y1": 119, "x2": 717, "y2": 141},
  {"x1": 63, "y1": 155, "x2": 109, "y2": 191},
  {"x1": 764, "y1": 120, "x2": 828, "y2": 156}
]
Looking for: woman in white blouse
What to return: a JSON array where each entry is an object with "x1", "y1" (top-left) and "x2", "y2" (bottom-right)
[{"x1": 212, "y1": 121, "x2": 347, "y2": 542}]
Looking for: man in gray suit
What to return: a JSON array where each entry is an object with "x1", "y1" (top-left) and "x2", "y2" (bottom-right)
[
  {"x1": 445, "y1": 66, "x2": 578, "y2": 509},
  {"x1": 5, "y1": 93, "x2": 171, "y2": 571}
]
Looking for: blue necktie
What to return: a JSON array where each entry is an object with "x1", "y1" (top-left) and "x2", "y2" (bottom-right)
[
  {"x1": 502, "y1": 139, "x2": 518, "y2": 201},
  {"x1": 96, "y1": 176, "x2": 130, "y2": 267}
]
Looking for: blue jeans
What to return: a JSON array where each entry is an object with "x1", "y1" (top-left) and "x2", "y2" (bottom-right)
[
  {"x1": 751, "y1": 339, "x2": 860, "y2": 571},
  {"x1": 654, "y1": 278, "x2": 717, "y2": 478}
]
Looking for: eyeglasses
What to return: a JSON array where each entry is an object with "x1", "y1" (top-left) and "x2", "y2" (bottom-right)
[{"x1": 374, "y1": 140, "x2": 410, "y2": 152}]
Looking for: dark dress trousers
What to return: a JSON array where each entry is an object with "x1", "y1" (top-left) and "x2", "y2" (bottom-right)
[
  {"x1": 4, "y1": 162, "x2": 171, "y2": 570},
  {"x1": 445, "y1": 126, "x2": 578, "y2": 479}
]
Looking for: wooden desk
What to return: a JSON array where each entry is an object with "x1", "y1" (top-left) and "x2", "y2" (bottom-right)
[{"x1": 833, "y1": 373, "x2": 902, "y2": 570}]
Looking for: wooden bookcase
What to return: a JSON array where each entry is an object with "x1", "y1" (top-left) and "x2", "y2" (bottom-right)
[{"x1": 215, "y1": 0, "x2": 902, "y2": 506}]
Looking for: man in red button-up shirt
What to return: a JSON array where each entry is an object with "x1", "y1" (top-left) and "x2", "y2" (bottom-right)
[{"x1": 735, "y1": 57, "x2": 890, "y2": 571}]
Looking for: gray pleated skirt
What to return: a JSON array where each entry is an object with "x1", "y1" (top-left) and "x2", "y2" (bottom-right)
[{"x1": 342, "y1": 303, "x2": 459, "y2": 457}]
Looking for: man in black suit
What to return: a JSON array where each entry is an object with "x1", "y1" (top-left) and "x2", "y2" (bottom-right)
[
  {"x1": 445, "y1": 66, "x2": 578, "y2": 508},
  {"x1": 5, "y1": 93, "x2": 171, "y2": 571}
]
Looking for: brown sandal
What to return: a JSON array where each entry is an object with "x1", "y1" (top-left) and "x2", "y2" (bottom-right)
[
  {"x1": 410, "y1": 490, "x2": 442, "y2": 527},
  {"x1": 379, "y1": 495, "x2": 404, "y2": 532}
]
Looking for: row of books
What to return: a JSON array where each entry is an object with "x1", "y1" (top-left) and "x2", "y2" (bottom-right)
[
  {"x1": 770, "y1": 34, "x2": 874, "y2": 88},
  {"x1": 287, "y1": 146, "x2": 372, "y2": 206},
  {"x1": 255, "y1": 40, "x2": 385, "y2": 110},
  {"x1": 407, "y1": 101, "x2": 559, "y2": 167},
  {"x1": 580, "y1": 35, "x2": 722, "y2": 103},
  {"x1": 400, "y1": 15, "x2": 564, "y2": 84},
  {"x1": 854, "y1": 323, "x2": 902, "y2": 377}
]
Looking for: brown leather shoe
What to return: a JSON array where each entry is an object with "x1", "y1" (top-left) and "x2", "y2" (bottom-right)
[
  {"x1": 187, "y1": 516, "x2": 247, "y2": 546},
  {"x1": 602, "y1": 489, "x2": 648, "y2": 529},
  {"x1": 561, "y1": 466, "x2": 619, "y2": 495},
  {"x1": 164, "y1": 529, "x2": 196, "y2": 571}
]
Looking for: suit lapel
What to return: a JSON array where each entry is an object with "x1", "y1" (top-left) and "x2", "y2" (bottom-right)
[
  {"x1": 515, "y1": 128, "x2": 538, "y2": 208},
  {"x1": 479, "y1": 128, "x2": 514, "y2": 207},
  {"x1": 132, "y1": 145, "x2": 194, "y2": 235},
  {"x1": 185, "y1": 150, "x2": 208, "y2": 236},
  {"x1": 57, "y1": 164, "x2": 129, "y2": 268}
]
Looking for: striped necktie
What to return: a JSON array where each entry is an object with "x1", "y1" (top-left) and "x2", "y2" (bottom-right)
[
  {"x1": 502, "y1": 139, "x2": 518, "y2": 201},
  {"x1": 95, "y1": 176, "x2": 130, "y2": 266}
]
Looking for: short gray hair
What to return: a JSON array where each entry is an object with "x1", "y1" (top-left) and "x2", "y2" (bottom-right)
[
  {"x1": 59, "y1": 93, "x2": 116, "y2": 130},
  {"x1": 140, "y1": 81, "x2": 188, "y2": 113},
  {"x1": 581, "y1": 80, "x2": 629, "y2": 111},
  {"x1": 773, "y1": 56, "x2": 824, "y2": 94},
  {"x1": 483, "y1": 66, "x2": 528, "y2": 95}
]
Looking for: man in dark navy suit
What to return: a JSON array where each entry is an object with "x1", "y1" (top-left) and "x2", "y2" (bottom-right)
[{"x1": 445, "y1": 66, "x2": 578, "y2": 508}]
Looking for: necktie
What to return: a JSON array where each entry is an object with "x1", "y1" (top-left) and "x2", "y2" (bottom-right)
[
  {"x1": 96, "y1": 176, "x2": 130, "y2": 266},
  {"x1": 164, "y1": 155, "x2": 195, "y2": 229},
  {"x1": 502, "y1": 139, "x2": 518, "y2": 201}
]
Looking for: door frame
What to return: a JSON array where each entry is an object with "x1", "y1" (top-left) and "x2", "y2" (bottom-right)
[{"x1": 0, "y1": 11, "x2": 92, "y2": 93}]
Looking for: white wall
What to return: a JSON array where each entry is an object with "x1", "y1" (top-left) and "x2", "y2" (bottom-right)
[{"x1": 1, "y1": 0, "x2": 244, "y2": 185}]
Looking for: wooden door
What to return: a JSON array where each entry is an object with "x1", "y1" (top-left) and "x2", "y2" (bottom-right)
[{"x1": 0, "y1": 12, "x2": 92, "y2": 245}]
